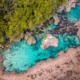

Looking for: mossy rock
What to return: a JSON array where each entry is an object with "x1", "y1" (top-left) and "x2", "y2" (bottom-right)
[{"x1": 43, "y1": 36, "x2": 47, "y2": 40}]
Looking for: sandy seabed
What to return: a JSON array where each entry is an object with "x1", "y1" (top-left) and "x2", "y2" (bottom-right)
[{"x1": 0, "y1": 47, "x2": 80, "y2": 80}]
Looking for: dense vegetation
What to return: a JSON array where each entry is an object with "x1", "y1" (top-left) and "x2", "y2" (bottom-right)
[{"x1": 0, "y1": 0, "x2": 66, "y2": 44}]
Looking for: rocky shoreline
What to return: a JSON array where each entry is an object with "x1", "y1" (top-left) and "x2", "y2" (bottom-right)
[
  {"x1": 0, "y1": 0, "x2": 80, "y2": 80},
  {"x1": 0, "y1": 0, "x2": 80, "y2": 52},
  {"x1": 41, "y1": 34, "x2": 58, "y2": 49},
  {"x1": 0, "y1": 46, "x2": 80, "y2": 80}
]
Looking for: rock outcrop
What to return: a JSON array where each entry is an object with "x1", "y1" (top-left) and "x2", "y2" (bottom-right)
[
  {"x1": 53, "y1": 14, "x2": 60, "y2": 25},
  {"x1": 65, "y1": 0, "x2": 77, "y2": 12},
  {"x1": 41, "y1": 34, "x2": 58, "y2": 49},
  {"x1": 25, "y1": 32, "x2": 36, "y2": 45},
  {"x1": 56, "y1": 0, "x2": 78, "y2": 13},
  {"x1": 74, "y1": 20, "x2": 80, "y2": 39}
]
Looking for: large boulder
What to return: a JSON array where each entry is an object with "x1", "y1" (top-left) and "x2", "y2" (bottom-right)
[
  {"x1": 41, "y1": 34, "x2": 58, "y2": 49},
  {"x1": 65, "y1": 5, "x2": 71, "y2": 12},
  {"x1": 25, "y1": 32, "x2": 36, "y2": 45}
]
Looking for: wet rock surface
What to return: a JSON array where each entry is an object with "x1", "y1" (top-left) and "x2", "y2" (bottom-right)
[
  {"x1": 35, "y1": 8, "x2": 80, "y2": 39},
  {"x1": 49, "y1": 13, "x2": 79, "y2": 36}
]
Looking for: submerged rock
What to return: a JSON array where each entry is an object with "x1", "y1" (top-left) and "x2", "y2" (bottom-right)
[
  {"x1": 41, "y1": 34, "x2": 58, "y2": 49},
  {"x1": 24, "y1": 32, "x2": 36, "y2": 45},
  {"x1": 77, "y1": 2, "x2": 80, "y2": 6}
]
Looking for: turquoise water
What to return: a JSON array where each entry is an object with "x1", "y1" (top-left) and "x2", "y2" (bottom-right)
[
  {"x1": 36, "y1": 22, "x2": 57, "y2": 38},
  {"x1": 0, "y1": 49, "x2": 2, "y2": 54},
  {"x1": 3, "y1": 34, "x2": 80, "y2": 72},
  {"x1": 3, "y1": 5, "x2": 80, "y2": 72},
  {"x1": 67, "y1": 5, "x2": 80, "y2": 23}
]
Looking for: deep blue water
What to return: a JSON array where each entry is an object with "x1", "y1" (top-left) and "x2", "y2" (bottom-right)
[{"x1": 3, "y1": 5, "x2": 80, "y2": 72}]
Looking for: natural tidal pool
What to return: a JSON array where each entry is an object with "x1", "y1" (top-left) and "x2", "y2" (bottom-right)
[
  {"x1": 3, "y1": 33, "x2": 80, "y2": 72},
  {"x1": 3, "y1": 5, "x2": 80, "y2": 72}
]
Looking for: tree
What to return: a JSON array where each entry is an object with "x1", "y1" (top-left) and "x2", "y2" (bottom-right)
[{"x1": 0, "y1": 0, "x2": 66, "y2": 44}]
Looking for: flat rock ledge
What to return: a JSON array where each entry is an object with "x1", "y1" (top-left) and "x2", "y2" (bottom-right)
[
  {"x1": 40, "y1": 34, "x2": 58, "y2": 50},
  {"x1": 24, "y1": 32, "x2": 36, "y2": 45}
]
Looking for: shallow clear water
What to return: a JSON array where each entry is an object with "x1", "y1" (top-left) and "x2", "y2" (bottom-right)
[
  {"x1": 3, "y1": 5, "x2": 80, "y2": 72},
  {"x1": 67, "y1": 5, "x2": 80, "y2": 23},
  {"x1": 3, "y1": 33, "x2": 80, "y2": 72}
]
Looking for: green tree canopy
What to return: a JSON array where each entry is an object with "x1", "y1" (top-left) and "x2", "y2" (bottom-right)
[{"x1": 0, "y1": 0, "x2": 66, "y2": 43}]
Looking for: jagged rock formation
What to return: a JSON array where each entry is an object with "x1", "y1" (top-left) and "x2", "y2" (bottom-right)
[{"x1": 24, "y1": 32, "x2": 36, "y2": 45}]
